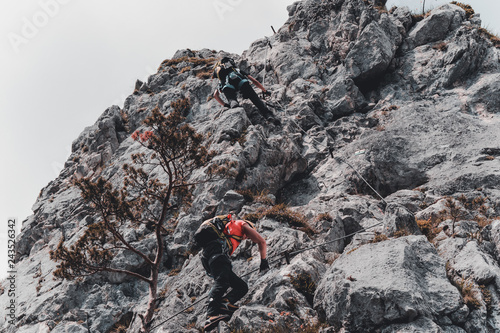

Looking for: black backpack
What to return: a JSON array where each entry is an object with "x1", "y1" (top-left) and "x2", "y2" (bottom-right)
[
  {"x1": 213, "y1": 57, "x2": 249, "y2": 92},
  {"x1": 193, "y1": 215, "x2": 233, "y2": 249},
  {"x1": 194, "y1": 215, "x2": 234, "y2": 277}
]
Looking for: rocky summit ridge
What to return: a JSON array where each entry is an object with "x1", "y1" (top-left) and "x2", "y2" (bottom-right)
[{"x1": 2, "y1": 0, "x2": 500, "y2": 332}]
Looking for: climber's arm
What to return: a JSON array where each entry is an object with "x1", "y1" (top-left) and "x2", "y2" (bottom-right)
[
  {"x1": 242, "y1": 223, "x2": 267, "y2": 260},
  {"x1": 247, "y1": 75, "x2": 268, "y2": 92},
  {"x1": 213, "y1": 89, "x2": 227, "y2": 107}
]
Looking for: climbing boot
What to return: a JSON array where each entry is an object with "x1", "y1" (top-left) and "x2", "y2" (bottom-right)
[
  {"x1": 204, "y1": 314, "x2": 230, "y2": 332},
  {"x1": 219, "y1": 298, "x2": 239, "y2": 316}
]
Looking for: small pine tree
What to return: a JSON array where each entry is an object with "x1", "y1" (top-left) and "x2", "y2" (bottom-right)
[
  {"x1": 441, "y1": 197, "x2": 465, "y2": 235},
  {"x1": 50, "y1": 104, "x2": 226, "y2": 332}
]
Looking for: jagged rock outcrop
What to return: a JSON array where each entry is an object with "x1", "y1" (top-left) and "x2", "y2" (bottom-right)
[
  {"x1": 2, "y1": 0, "x2": 500, "y2": 332},
  {"x1": 315, "y1": 236, "x2": 464, "y2": 332}
]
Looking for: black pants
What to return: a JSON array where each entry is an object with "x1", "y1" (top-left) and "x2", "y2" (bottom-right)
[
  {"x1": 207, "y1": 255, "x2": 248, "y2": 316},
  {"x1": 222, "y1": 82, "x2": 273, "y2": 119}
]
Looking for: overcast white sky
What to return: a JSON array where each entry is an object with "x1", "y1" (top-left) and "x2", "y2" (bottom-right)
[{"x1": 1, "y1": 0, "x2": 498, "y2": 279}]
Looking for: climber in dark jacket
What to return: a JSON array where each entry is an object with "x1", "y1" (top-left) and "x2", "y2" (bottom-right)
[
  {"x1": 212, "y1": 57, "x2": 280, "y2": 125},
  {"x1": 193, "y1": 214, "x2": 269, "y2": 331}
]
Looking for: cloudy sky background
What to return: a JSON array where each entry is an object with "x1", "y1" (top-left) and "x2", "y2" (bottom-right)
[{"x1": 1, "y1": 0, "x2": 499, "y2": 278}]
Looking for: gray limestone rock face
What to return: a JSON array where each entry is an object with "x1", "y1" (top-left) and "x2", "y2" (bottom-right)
[
  {"x1": 491, "y1": 220, "x2": 500, "y2": 259},
  {"x1": 467, "y1": 73, "x2": 500, "y2": 115},
  {"x1": 382, "y1": 203, "x2": 421, "y2": 236},
  {"x1": 345, "y1": 19, "x2": 400, "y2": 82},
  {"x1": 381, "y1": 317, "x2": 466, "y2": 333},
  {"x1": 314, "y1": 236, "x2": 463, "y2": 332},
  {"x1": 451, "y1": 241, "x2": 500, "y2": 285},
  {"x1": 216, "y1": 190, "x2": 246, "y2": 215},
  {"x1": 408, "y1": 4, "x2": 466, "y2": 48}
]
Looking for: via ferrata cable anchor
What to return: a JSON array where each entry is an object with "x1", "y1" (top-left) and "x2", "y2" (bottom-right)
[{"x1": 282, "y1": 251, "x2": 291, "y2": 265}]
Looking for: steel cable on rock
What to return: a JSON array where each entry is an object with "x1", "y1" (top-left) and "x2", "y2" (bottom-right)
[
  {"x1": 259, "y1": 34, "x2": 387, "y2": 207},
  {"x1": 268, "y1": 95, "x2": 388, "y2": 207}
]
